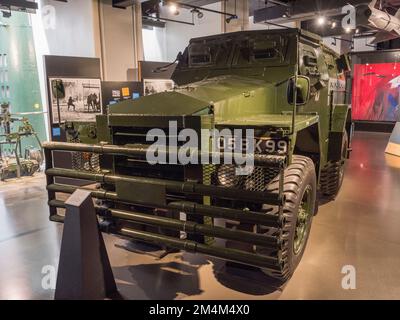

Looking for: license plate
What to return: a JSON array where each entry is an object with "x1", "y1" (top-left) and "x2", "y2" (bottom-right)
[
  {"x1": 255, "y1": 138, "x2": 289, "y2": 154},
  {"x1": 216, "y1": 136, "x2": 289, "y2": 155}
]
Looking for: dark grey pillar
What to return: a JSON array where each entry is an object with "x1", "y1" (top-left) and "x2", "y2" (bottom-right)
[{"x1": 55, "y1": 189, "x2": 117, "y2": 300}]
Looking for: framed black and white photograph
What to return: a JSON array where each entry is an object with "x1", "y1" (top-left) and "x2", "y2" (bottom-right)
[
  {"x1": 49, "y1": 77, "x2": 102, "y2": 123},
  {"x1": 143, "y1": 79, "x2": 174, "y2": 96}
]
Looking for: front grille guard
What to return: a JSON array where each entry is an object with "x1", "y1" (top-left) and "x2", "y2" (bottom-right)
[{"x1": 44, "y1": 142, "x2": 290, "y2": 277}]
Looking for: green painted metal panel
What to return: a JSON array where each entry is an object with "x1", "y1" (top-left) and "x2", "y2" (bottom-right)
[
  {"x1": 108, "y1": 91, "x2": 210, "y2": 116},
  {"x1": 331, "y1": 104, "x2": 350, "y2": 132},
  {"x1": 217, "y1": 114, "x2": 319, "y2": 131}
]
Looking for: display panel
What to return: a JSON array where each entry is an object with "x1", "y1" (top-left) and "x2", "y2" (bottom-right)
[
  {"x1": 49, "y1": 77, "x2": 102, "y2": 124},
  {"x1": 143, "y1": 79, "x2": 174, "y2": 96},
  {"x1": 101, "y1": 81, "x2": 143, "y2": 109},
  {"x1": 352, "y1": 63, "x2": 400, "y2": 122},
  {"x1": 386, "y1": 122, "x2": 400, "y2": 157}
]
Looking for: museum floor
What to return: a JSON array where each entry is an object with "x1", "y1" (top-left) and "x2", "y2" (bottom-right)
[{"x1": 0, "y1": 131, "x2": 400, "y2": 300}]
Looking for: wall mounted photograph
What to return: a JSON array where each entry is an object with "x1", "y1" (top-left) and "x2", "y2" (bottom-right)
[
  {"x1": 143, "y1": 78, "x2": 174, "y2": 96},
  {"x1": 49, "y1": 78, "x2": 102, "y2": 123},
  {"x1": 352, "y1": 63, "x2": 400, "y2": 122}
]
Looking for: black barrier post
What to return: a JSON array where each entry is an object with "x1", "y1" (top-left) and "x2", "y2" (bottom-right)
[{"x1": 55, "y1": 189, "x2": 117, "y2": 300}]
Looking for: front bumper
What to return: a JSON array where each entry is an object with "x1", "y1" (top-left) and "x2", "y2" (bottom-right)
[{"x1": 44, "y1": 142, "x2": 290, "y2": 277}]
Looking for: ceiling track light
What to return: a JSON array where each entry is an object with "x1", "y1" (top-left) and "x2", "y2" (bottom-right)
[
  {"x1": 1, "y1": 7, "x2": 11, "y2": 18},
  {"x1": 143, "y1": 14, "x2": 194, "y2": 26},
  {"x1": 168, "y1": 3, "x2": 179, "y2": 15},
  {"x1": 316, "y1": 16, "x2": 326, "y2": 26},
  {"x1": 190, "y1": 8, "x2": 204, "y2": 19},
  {"x1": 226, "y1": 15, "x2": 238, "y2": 24},
  {"x1": 162, "y1": 1, "x2": 236, "y2": 22},
  {"x1": 282, "y1": 10, "x2": 291, "y2": 18}
]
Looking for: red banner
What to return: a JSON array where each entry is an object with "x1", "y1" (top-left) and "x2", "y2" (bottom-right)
[{"x1": 352, "y1": 63, "x2": 400, "y2": 121}]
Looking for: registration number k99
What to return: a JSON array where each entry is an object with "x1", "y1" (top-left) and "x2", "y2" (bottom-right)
[
  {"x1": 217, "y1": 137, "x2": 289, "y2": 155},
  {"x1": 255, "y1": 138, "x2": 289, "y2": 154}
]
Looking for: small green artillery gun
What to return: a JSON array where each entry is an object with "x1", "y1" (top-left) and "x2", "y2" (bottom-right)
[{"x1": 0, "y1": 103, "x2": 43, "y2": 181}]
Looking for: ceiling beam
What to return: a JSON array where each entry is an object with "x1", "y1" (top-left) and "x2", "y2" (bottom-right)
[
  {"x1": 254, "y1": 0, "x2": 368, "y2": 24},
  {"x1": 0, "y1": 0, "x2": 38, "y2": 13}
]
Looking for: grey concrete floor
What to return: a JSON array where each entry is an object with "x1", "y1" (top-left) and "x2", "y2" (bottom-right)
[{"x1": 0, "y1": 131, "x2": 399, "y2": 300}]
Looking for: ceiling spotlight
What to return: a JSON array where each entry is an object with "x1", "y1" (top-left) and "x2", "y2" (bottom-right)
[
  {"x1": 282, "y1": 10, "x2": 290, "y2": 18},
  {"x1": 191, "y1": 8, "x2": 204, "y2": 19},
  {"x1": 355, "y1": 28, "x2": 360, "y2": 34},
  {"x1": 331, "y1": 21, "x2": 337, "y2": 28},
  {"x1": 1, "y1": 10, "x2": 11, "y2": 18},
  {"x1": 317, "y1": 16, "x2": 326, "y2": 26},
  {"x1": 169, "y1": 4, "x2": 179, "y2": 15},
  {"x1": 226, "y1": 15, "x2": 238, "y2": 24},
  {"x1": 345, "y1": 27, "x2": 351, "y2": 33}
]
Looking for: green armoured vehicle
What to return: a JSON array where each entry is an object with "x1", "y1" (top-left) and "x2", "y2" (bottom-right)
[{"x1": 44, "y1": 29, "x2": 352, "y2": 281}]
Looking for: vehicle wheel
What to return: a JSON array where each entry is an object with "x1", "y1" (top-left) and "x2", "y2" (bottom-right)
[
  {"x1": 320, "y1": 132, "x2": 348, "y2": 199},
  {"x1": 259, "y1": 155, "x2": 317, "y2": 281}
]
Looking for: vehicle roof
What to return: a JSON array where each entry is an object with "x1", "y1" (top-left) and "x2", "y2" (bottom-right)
[
  {"x1": 186, "y1": 28, "x2": 338, "y2": 57},
  {"x1": 188, "y1": 28, "x2": 322, "y2": 45}
]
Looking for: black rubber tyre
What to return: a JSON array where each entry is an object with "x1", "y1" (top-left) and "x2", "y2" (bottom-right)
[
  {"x1": 320, "y1": 132, "x2": 348, "y2": 199},
  {"x1": 259, "y1": 155, "x2": 317, "y2": 280}
]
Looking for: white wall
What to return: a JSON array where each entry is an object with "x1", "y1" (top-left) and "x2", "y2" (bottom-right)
[
  {"x1": 323, "y1": 35, "x2": 377, "y2": 55},
  {"x1": 142, "y1": 6, "x2": 299, "y2": 63},
  {"x1": 165, "y1": 2, "x2": 223, "y2": 62},
  {"x1": 142, "y1": 2, "x2": 223, "y2": 62},
  {"x1": 143, "y1": 26, "x2": 167, "y2": 62},
  {"x1": 31, "y1": 0, "x2": 142, "y2": 136},
  {"x1": 31, "y1": 0, "x2": 97, "y2": 139},
  {"x1": 100, "y1": 1, "x2": 137, "y2": 81},
  {"x1": 323, "y1": 37, "x2": 342, "y2": 54},
  {"x1": 32, "y1": 0, "x2": 96, "y2": 58},
  {"x1": 353, "y1": 37, "x2": 376, "y2": 52},
  {"x1": 248, "y1": 16, "x2": 295, "y2": 30}
]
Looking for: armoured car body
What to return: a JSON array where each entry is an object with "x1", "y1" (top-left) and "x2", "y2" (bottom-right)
[{"x1": 44, "y1": 29, "x2": 351, "y2": 280}]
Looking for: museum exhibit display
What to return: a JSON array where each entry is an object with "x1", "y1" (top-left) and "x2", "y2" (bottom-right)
[
  {"x1": 386, "y1": 122, "x2": 400, "y2": 156},
  {"x1": 0, "y1": 3, "x2": 46, "y2": 182},
  {"x1": 352, "y1": 57, "x2": 400, "y2": 122},
  {"x1": 352, "y1": 62, "x2": 400, "y2": 121},
  {"x1": 0, "y1": 102, "x2": 43, "y2": 180},
  {"x1": 1, "y1": 0, "x2": 400, "y2": 306},
  {"x1": 49, "y1": 77, "x2": 102, "y2": 124},
  {"x1": 101, "y1": 81, "x2": 143, "y2": 108},
  {"x1": 43, "y1": 55, "x2": 102, "y2": 140},
  {"x1": 43, "y1": 28, "x2": 352, "y2": 283},
  {"x1": 350, "y1": 50, "x2": 400, "y2": 133},
  {"x1": 143, "y1": 78, "x2": 175, "y2": 95}
]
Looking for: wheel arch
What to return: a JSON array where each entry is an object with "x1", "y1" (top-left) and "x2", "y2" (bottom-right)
[
  {"x1": 328, "y1": 104, "x2": 351, "y2": 162},
  {"x1": 292, "y1": 122, "x2": 321, "y2": 178}
]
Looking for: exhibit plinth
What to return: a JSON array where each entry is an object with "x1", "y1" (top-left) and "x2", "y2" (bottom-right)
[
  {"x1": 54, "y1": 189, "x2": 117, "y2": 300},
  {"x1": 385, "y1": 122, "x2": 400, "y2": 157}
]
